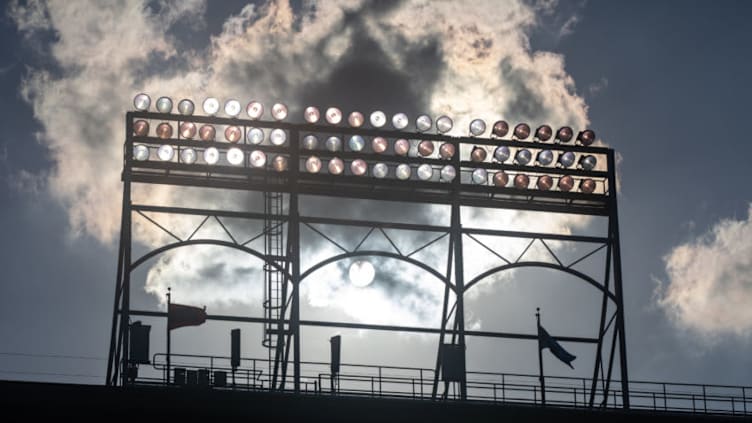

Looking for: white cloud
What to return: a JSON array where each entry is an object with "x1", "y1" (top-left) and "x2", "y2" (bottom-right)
[
  {"x1": 11, "y1": 0, "x2": 596, "y2": 326},
  {"x1": 656, "y1": 205, "x2": 752, "y2": 338}
]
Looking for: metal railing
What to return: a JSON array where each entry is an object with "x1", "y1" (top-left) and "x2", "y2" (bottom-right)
[{"x1": 141, "y1": 353, "x2": 750, "y2": 417}]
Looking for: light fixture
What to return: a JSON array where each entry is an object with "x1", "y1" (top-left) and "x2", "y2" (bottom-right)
[
  {"x1": 351, "y1": 159, "x2": 367, "y2": 176},
  {"x1": 199, "y1": 125, "x2": 216, "y2": 141},
  {"x1": 180, "y1": 148, "x2": 197, "y2": 164},
  {"x1": 156, "y1": 96, "x2": 173, "y2": 114},
  {"x1": 177, "y1": 99, "x2": 194, "y2": 116},
  {"x1": 416, "y1": 115, "x2": 432, "y2": 132},
  {"x1": 329, "y1": 157, "x2": 344, "y2": 175},
  {"x1": 246, "y1": 101, "x2": 264, "y2": 119},
  {"x1": 513, "y1": 123, "x2": 531, "y2": 140},
  {"x1": 417, "y1": 164, "x2": 433, "y2": 180},
  {"x1": 513, "y1": 174, "x2": 529, "y2": 189},
  {"x1": 133, "y1": 93, "x2": 151, "y2": 111},
  {"x1": 156, "y1": 122, "x2": 173, "y2": 139},
  {"x1": 418, "y1": 140, "x2": 434, "y2": 157},
  {"x1": 557, "y1": 151, "x2": 576, "y2": 168},
  {"x1": 395, "y1": 163, "x2": 411, "y2": 180},
  {"x1": 580, "y1": 178, "x2": 596, "y2": 193},
  {"x1": 270, "y1": 129, "x2": 287, "y2": 146},
  {"x1": 578, "y1": 154, "x2": 597, "y2": 171},
  {"x1": 469, "y1": 119, "x2": 486, "y2": 136},
  {"x1": 493, "y1": 146, "x2": 510, "y2": 162},
  {"x1": 471, "y1": 146, "x2": 487, "y2": 162},
  {"x1": 224, "y1": 125, "x2": 242, "y2": 143},
  {"x1": 536, "y1": 150, "x2": 554, "y2": 166},
  {"x1": 372, "y1": 137, "x2": 388, "y2": 153},
  {"x1": 204, "y1": 147, "x2": 220, "y2": 165},
  {"x1": 493, "y1": 171, "x2": 508, "y2": 187},
  {"x1": 556, "y1": 126, "x2": 573, "y2": 143},
  {"x1": 348, "y1": 111, "x2": 365, "y2": 127},
  {"x1": 392, "y1": 112, "x2": 409, "y2": 130},
  {"x1": 372, "y1": 163, "x2": 388, "y2": 178},
  {"x1": 439, "y1": 143, "x2": 455, "y2": 159},
  {"x1": 325, "y1": 107, "x2": 342, "y2": 124},
  {"x1": 272, "y1": 103, "x2": 288, "y2": 121},
  {"x1": 202, "y1": 97, "x2": 220, "y2": 115},
  {"x1": 247, "y1": 128, "x2": 264, "y2": 145},
  {"x1": 227, "y1": 147, "x2": 244, "y2": 165},
  {"x1": 305, "y1": 156, "x2": 322, "y2": 173},
  {"x1": 534, "y1": 125, "x2": 553, "y2": 142},
  {"x1": 440, "y1": 165, "x2": 456, "y2": 182},
  {"x1": 577, "y1": 129, "x2": 595, "y2": 146},
  {"x1": 348, "y1": 135, "x2": 365, "y2": 152},
  {"x1": 157, "y1": 144, "x2": 174, "y2": 161},
  {"x1": 272, "y1": 155, "x2": 288, "y2": 171},
  {"x1": 302, "y1": 134, "x2": 319, "y2": 150},
  {"x1": 249, "y1": 150, "x2": 266, "y2": 167},
  {"x1": 514, "y1": 148, "x2": 532, "y2": 165},
  {"x1": 471, "y1": 168, "x2": 487, "y2": 184},
  {"x1": 436, "y1": 115, "x2": 453, "y2": 133},
  {"x1": 179, "y1": 122, "x2": 196, "y2": 139},
  {"x1": 133, "y1": 120, "x2": 149, "y2": 136},
  {"x1": 133, "y1": 144, "x2": 149, "y2": 161},
  {"x1": 304, "y1": 106, "x2": 320, "y2": 123},
  {"x1": 394, "y1": 139, "x2": 410, "y2": 156},
  {"x1": 224, "y1": 99, "x2": 241, "y2": 117},
  {"x1": 326, "y1": 136, "x2": 342, "y2": 152},
  {"x1": 558, "y1": 175, "x2": 574, "y2": 192},
  {"x1": 537, "y1": 175, "x2": 553, "y2": 190},
  {"x1": 370, "y1": 110, "x2": 386, "y2": 128},
  {"x1": 492, "y1": 120, "x2": 509, "y2": 138}
]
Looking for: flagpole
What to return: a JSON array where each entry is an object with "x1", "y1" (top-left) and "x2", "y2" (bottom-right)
[
  {"x1": 537, "y1": 307, "x2": 546, "y2": 406},
  {"x1": 166, "y1": 287, "x2": 171, "y2": 386}
]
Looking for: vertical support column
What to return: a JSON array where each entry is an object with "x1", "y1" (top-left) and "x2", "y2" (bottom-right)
[
  {"x1": 431, "y1": 230, "x2": 454, "y2": 399},
  {"x1": 589, "y1": 241, "x2": 612, "y2": 406},
  {"x1": 289, "y1": 129, "x2": 301, "y2": 393},
  {"x1": 450, "y1": 140, "x2": 467, "y2": 400},
  {"x1": 607, "y1": 150, "x2": 630, "y2": 408}
]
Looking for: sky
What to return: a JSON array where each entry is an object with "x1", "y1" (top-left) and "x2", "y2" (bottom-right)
[{"x1": 0, "y1": 0, "x2": 751, "y2": 395}]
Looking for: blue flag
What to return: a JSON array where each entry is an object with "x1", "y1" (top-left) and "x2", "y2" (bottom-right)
[{"x1": 538, "y1": 325, "x2": 576, "y2": 369}]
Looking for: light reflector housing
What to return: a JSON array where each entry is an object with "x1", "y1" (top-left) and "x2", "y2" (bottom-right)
[
  {"x1": 577, "y1": 129, "x2": 596, "y2": 146},
  {"x1": 471, "y1": 168, "x2": 487, "y2": 185},
  {"x1": 202, "y1": 97, "x2": 220, "y2": 115},
  {"x1": 180, "y1": 148, "x2": 197, "y2": 164},
  {"x1": 535, "y1": 125, "x2": 553, "y2": 142},
  {"x1": 418, "y1": 140, "x2": 434, "y2": 157},
  {"x1": 436, "y1": 115, "x2": 453, "y2": 134},
  {"x1": 270, "y1": 129, "x2": 287, "y2": 146},
  {"x1": 492, "y1": 120, "x2": 509, "y2": 138},
  {"x1": 177, "y1": 99, "x2": 194, "y2": 116},
  {"x1": 224, "y1": 99, "x2": 242, "y2": 117},
  {"x1": 493, "y1": 146, "x2": 510, "y2": 163},
  {"x1": 157, "y1": 144, "x2": 174, "y2": 161},
  {"x1": 392, "y1": 113, "x2": 409, "y2": 130},
  {"x1": 304, "y1": 106, "x2": 320, "y2": 123},
  {"x1": 247, "y1": 128, "x2": 264, "y2": 145},
  {"x1": 372, "y1": 163, "x2": 388, "y2": 179},
  {"x1": 580, "y1": 178, "x2": 596, "y2": 193},
  {"x1": 514, "y1": 148, "x2": 532, "y2": 165},
  {"x1": 329, "y1": 157, "x2": 344, "y2": 175},
  {"x1": 416, "y1": 115, "x2": 432, "y2": 132},
  {"x1": 302, "y1": 134, "x2": 318, "y2": 150},
  {"x1": 156, "y1": 122, "x2": 173, "y2": 139},
  {"x1": 133, "y1": 144, "x2": 149, "y2": 161},
  {"x1": 394, "y1": 139, "x2": 409, "y2": 156},
  {"x1": 179, "y1": 122, "x2": 197, "y2": 139},
  {"x1": 471, "y1": 146, "x2": 487, "y2": 162},
  {"x1": 440, "y1": 165, "x2": 456, "y2": 182},
  {"x1": 469, "y1": 119, "x2": 486, "y2": 136},
  {"x1": 271, "y1": 103, "x2": 288, "y2": 121},
  {"x1": 493, "y1": 171, "x2": 508, "y2": 187},
  {"x1": 395, "y1": 164, "x2": 411, "y2": 180},
  {"x1": 133, "y1": 120, "x2": 149, "y2": 136},
  {"x1": 272, "y1": 155, "x2": 288, "y2": 171},
  {"x1": 513, "y1": 123, "x2": 531, "y2": 140},
  {"x1": 536, "y1": 150, "x2": 554, "y2": 166},
  {"x1": 537, "y1": 175, "x2": 553, "y2": 190},
  {"x1": 348, "y1": 135, "x2": 365, "y2": 152},
  {"x1": 306, "y1": 156, "x2": 322, "y2": 173},
  {"x1": 439, "y1": 143, "x2": 455, "y2": 159},
  {"x1": 417, "y1": 164, "x2": 433, "y2": 180},
  {"x1": 556, "y1": 126, "x2": 573, "y2": 143},
  {"x1": 370, "y1": 111, "x2": 386, "y2": 128},
  {"x1": 204, "y1": 147, "x2": 220, "y2": 165},
  {"x1": 249, "y1": 150, "x2": 266, "y2": 167},
  {"x1": 199, "y1": 125, "x2": 216, "y2": 141},
  {"x1": 133, "y1": 93, "x2": 151, "y2": 111},
  {"x1": 558, "y1": 175, "x2": 574, "y2": 192},
  {"x1": 326, "y1": 136, "x2": 342, "y2": 152},
  {"x1": 351, "y1": 159, "x2": 367, "y2": 176},
  {"x1": 558, "y1": 151, "x2": 576, "y2": 168},
  {"x1": 224, "y1": 126, "x2": 242, "y2": 143},
  {"x1": 372, "y1": 137, "x2": 388, "y2": 153},
  {"x1": 348, "y1": 111, "x2": 364, "y2": 127},
  {"x1": 156, "y1": 96, "x2": 173, "y2": 114},
  {"x1": 325, "y1": 107, "x2": 342, "y2": 124},
  {"x1": 514, "y1": 173, "x2": 530, "y2": 189},
  {"x1": 227, "y1": 147, "x2": 244, "y2": 165},
  {"x1": 246, "y1": 101, "x2": 264, "y2": 119}
]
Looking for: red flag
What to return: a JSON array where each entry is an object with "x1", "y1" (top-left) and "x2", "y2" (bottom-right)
[{"x1": 168, "y1": 303, "x2": 207, "y2": 330}]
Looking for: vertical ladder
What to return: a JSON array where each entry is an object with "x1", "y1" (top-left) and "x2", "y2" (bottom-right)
[{"x1": 262, "y1": 190, "x2": 286, "y2": 385}]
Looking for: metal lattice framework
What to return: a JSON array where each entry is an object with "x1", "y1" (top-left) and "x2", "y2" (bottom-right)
[{"x1": 107, "y1": 109, "x2": 629, "y2": 408}]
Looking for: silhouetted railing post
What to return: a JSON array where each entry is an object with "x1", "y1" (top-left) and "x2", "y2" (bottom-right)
[{"x1": 703, "y1": 385, "x2": 707, "y2": 413}]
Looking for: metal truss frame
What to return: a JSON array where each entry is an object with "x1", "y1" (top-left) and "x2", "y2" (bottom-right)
[{"x1": 106, "y1": 112, "x2": 629, "y2": 409}]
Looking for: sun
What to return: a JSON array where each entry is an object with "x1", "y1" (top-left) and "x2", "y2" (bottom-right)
[{"x1": 348, "y1": 260, "x2": 376, "y2": 287}]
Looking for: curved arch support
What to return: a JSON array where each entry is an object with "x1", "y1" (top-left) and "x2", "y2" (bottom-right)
[
  {"x1": 300, "y1": 250, "x2": 455, "y2": 293},
  {"x1": 464, "y1": 261, "x2": 616, "y2": 302},
  {"x1": 130, "y1": 239, "x2": 292, "y2": 282}
]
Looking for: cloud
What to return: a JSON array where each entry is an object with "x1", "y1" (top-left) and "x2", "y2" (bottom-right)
[
  {"x1": 655, "y1": 204, "x2": 752, "y2": 338},
  {"x1": 588, "y1": 76, "x2": 609, "y2": 97},
  {"x1": 10, "y1": 0, "x2": 595, "y2": 327}
]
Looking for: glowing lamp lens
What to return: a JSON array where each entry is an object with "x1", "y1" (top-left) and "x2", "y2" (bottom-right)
[
  {"x1": 372, "y1": 163, "x2": 388, "y2": 179},
  {"x1": 370, "y1": 111, "x2": 386, "y2": 128},
  {"x1": 224, "y1": 125, "x2": 242, "y2": 143},
  {"x1": 224, "y1": 99, "x2": 241, "y2": 117},
  {"x1": 556, "y1": 127, "x2": 574, "y2": 143},
  {"x1": 392, "y1": 113, "x2": 409, "y2": 130},
  {"x1": 535, "y1": 125, "x2": 553, "y2": 142},
  {"x1": 471, "y1": 168, "x2": 487, "y2": 185},
  {"x1": 157, "y1": 144, "x2": 174, "y2": 161},
  {"x1": 439, "y1": 143, "x2": 455, "y2": 159},
  {"x1": 493, "y1": 171, "x2": 508, "y2": 187},
  {"x1": 272, "y1": 155, "x2": 288, "y2": 172},
  {"x1": 180, "y1": 148, "x2": 197, "y2": 164},
  {"x1": 351, "y1": 159, "x2": 367, "y2": 176},
  {"x1": 514, "y1": 148, "x2": 532, "y2": 165},
  {"x1": 246, "y1": 101, "x2": 264, "y2": 119},
  {"x1": 325, "y1": 107, "x2": 342, "y2": 124},
  {"x1": 133, "y1": 120, "x2": 149, "y2": 136},
  {"x1": 302, "y1": 134, "x2": 319, "y2": 150},
  {"x1": 558, "y1": 175, "x2": 574, "y2": 192},
  {"x1": 272, "y1": 103, "x2": 288, "y2": 121},
  {"x1": 227, "y1": 147, "x2": 244, "y2": 165},
  {"x1": 580, "y1": 178, "x2": 596, "y2": 193},
  {"x1": 348, "y1": 111, "x2": 365, "y2": 127},
  {"x1": 156, "y1": 96, "x2": 173, "y2": 114},
  {"x1": 440, "y1": 165, "x2": 456, "y2": 182},
  {"x1": 471, "y1": 146, "x2": 487, "y2": 162},
  {"x1": 156, "y1": 122, "x2": 173, "y2": 139},
  {"x1": 177, "y1": 99, "x2": 194, "y2": 116},
  {"x1": 558, "y1": 151, "x2": 576, "y2": 168},
  {"x1": 514, "y1": 174, "x2": 530, "y2": 189},
  {"x1": 179, "y1": 122, "x2": 197, "y2": 139},
  {"x1": 579, "y1": 154, "x2": 597, "y2": 171},
  {"x1": 493, "y1": 146, "x2": 510, "y2": 162},
  {"x1": 418, "y1": 140, "x2": 434, "y2": 157},
  {"x1": 537, "y1": 175, "x2": 553, "y2": 190},
  {"x1": 133, "y1": 93, "x2": 151, "y2": 111},
  {"x1": 304, "y1": 106, "x2": 320, "y2": 123},
  {"x1": 577, "y1": 129, "x2": 596, "y2": 146},
  {"x1": 536, "y1": 150, "x2": 554, "y2": 166},
  {"x1": 249, "y1": 150, "x2": 266, "y2": 168},
  {"x1": 202, "y1": 97, "x2": 220, "y2": 115},
  {"x1": 417, "y1": 164, "x2": 433, "y2": 181},
  {"x1": 492, "y1": 120, "x2": 509, "y2": 137},
  {"x1": 371, "y1": 137, "x2": 388, "y2": 154},
  {"x1": 204, "y1": 147, "x2": 220, "y2": 165},
  {"x1": 306, "y1": 156, "x2": 322, "y2": 173},
  {"x1": 270, "y1": 129, "x2": 287, "y2": 146},
  {"x1": 133, "y1": 144, "x2": 149, "y2": 161},
  {"x1": 513, "y1": 123, "x2": 531, "y2": 140},
  {"x1": 329, "y1": 157, "x2": 344, "y2": 175},
  {"x1": 199, "y1": 125, "x2": 216, "y2": 141}
]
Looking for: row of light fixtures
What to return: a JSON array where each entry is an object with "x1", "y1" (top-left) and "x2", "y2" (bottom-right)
[{"x1": 133, "y1": 94, "x2": 596, "y2": 144}]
